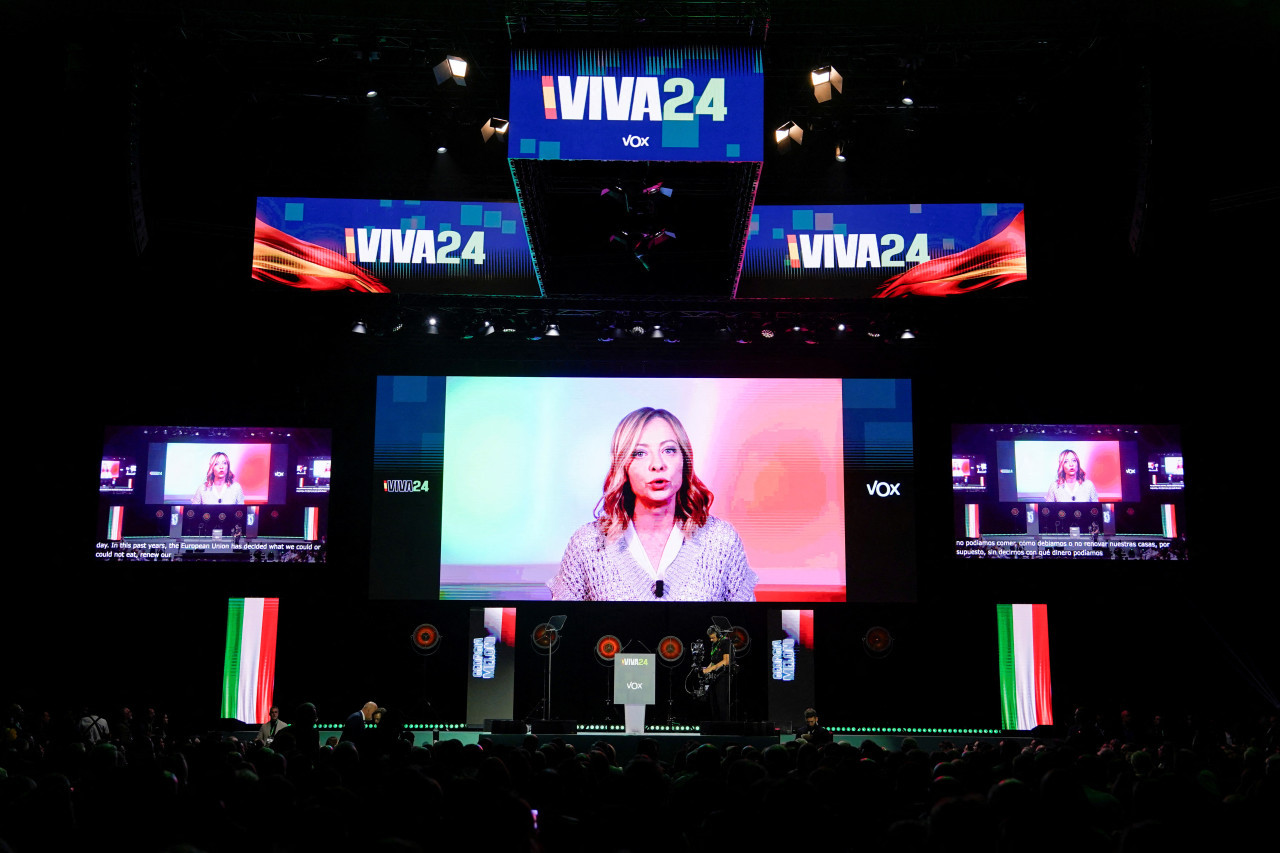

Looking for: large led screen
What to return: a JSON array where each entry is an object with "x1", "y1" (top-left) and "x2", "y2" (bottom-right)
[
  {"x1": 952, "y1": 425, "x2": 1187, "y2": 560},
  {"x1": 737, "y1": 203, "x2": 1026, "y2": 298},
  {"x1": 509, "y1": 46, "x2": 764, "y2": 162},
  {"x1": 253, "y1": 197, "x2": 537, "y2": 295},
  {"x1": 94, "y1": 426, "x2": 330, "y2": 562},
  {"x1": 370, "y1": 377, "x2": 915, "y2": 602}
]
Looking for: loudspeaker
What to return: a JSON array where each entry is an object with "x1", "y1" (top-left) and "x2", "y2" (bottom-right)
[
  {"x1": 531, "y1": 720, "x2": 577, "y2": 735},
  {"x1": 485, "y1": 719, "x2": 526, "y2": 734}
]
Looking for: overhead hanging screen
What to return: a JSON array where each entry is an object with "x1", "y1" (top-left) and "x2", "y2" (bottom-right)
[
  {"x1": 508, "y1": 47, "x2": 764, "y2": 162},
  {"x1": 737, "y1": 203, "x2": 1026, "y2": 298},
  {"x1": 253, "y1": 197, "x2": 538, "y2": 295}
]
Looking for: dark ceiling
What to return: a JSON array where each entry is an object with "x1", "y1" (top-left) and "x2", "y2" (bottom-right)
[{"x1": 23, "y1": 0, "x2": 1278, "y2": 314}]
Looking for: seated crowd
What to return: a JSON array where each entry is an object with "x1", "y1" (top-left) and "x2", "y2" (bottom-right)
[{"x1": 1, "y1": 702, "x2": 1276, "y2": 852}]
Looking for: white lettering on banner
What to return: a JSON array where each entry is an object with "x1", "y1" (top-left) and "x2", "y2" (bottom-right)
[
  {"x1": 772, "y1": 638, "x2": 796, "y2": 682},
  {"x1": 866, "y1": 481, "x2": 902, "y2": 497},
  {"x1": 355, "y1": 230, "x2": 486, "y2": 265},
  {"x1": 550, "y1": 77, "x2": 727, "y2": 122},
  {"x1": 792, "y1": 233, "x2": 931, "y2": 269},
  {"x1": 472, "y1": 636, "x2": 497, "y2": 679},
  {"x1": 622, "y1": 135, "x2": 650, "y2": 147}
]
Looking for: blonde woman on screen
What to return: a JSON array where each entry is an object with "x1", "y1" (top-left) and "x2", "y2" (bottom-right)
[
  {"x1": 548, "y1": 407, "x2": 756, "y2": 601},
  {"x1": 192, "y1": 451, "x2": 246, "y2": 505},
  {"x1": 1044, "y1": 449, "x2": 1099, "y2": 502}
]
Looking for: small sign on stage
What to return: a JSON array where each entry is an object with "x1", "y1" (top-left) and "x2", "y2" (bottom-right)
[{"x1": 613, "y1": 653, "x2": 656, "y2": 705}]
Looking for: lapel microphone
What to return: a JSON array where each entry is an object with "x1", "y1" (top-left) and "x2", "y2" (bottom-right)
[{"x1": 654, "y1": 580, "x2": 664, "y2": 598}]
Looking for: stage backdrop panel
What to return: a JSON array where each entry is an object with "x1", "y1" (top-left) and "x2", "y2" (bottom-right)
[{"x1": 767, "y1": 609, "x2": 815, "y2": 730}]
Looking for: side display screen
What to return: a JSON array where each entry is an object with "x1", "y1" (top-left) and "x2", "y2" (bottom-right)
[
  {"x1": 953, "y1": 425, "x2": 1187, "y2": 560},
  {"x1": 94, "y1": 426, "x2": 330, "y2": 562},
  {"x1": 253, "y1": 197, "x2": 537, "y2": 295},
  {"x1": 737, "y1": 203, "x2": 1026, "y2": 298}
]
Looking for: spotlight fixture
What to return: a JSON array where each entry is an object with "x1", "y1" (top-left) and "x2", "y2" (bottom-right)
[
  {"x1": 900, "y1": 328, "x2": 917, "y2": 340},
  {"x1": 481, "y1": 117, "x2": 509, "y2": 142},
  {"x1": 775, "y1": 121, "x2": 803, "y2": 153},
  {"x1": 366, "y1": 89, "x2": 378, "y2": 99},
  {"x1": 352, "y1": 320, "x2": 368, "y2": 334},
  {"x1": 433, "y1": 55, "x2": 468, "y2": 86},
  {"x1": 425, "y1": 315, "x2": 440, "y2": 335},
  {"x1": 461, "y1": 319, "x2": 495, "y2": 340},
  {"x1": 811, "y1": 66, "x2": 843, "y2": 102},
  {"x1": 835, "y1": 143, "x2": 847, "y2": 162},
  {"x1": 436, "y1": 145, "x2": 448, "y2": 154}
]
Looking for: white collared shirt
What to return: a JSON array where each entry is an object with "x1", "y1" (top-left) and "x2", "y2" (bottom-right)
[{"x1": 622, "y1": 522, "x2": 683, "y2": 583}]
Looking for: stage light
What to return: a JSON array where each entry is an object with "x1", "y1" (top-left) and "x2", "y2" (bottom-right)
[
  {"x1": 481, "y1": 117, "x2": 509, "y2": 142},
  {"x1": 433, "y1": 55, "x2": 468, "y2": 86},
  {"x1": 811, "y1": 65, "x2": 843, "y2": 102},
  {"x1": 352, "y1": 320, "x2": 367, "y2": 334},
  {"x1": 900, "y1": 329, "x2": 916, "y2": 340},
  {"x1": 425, "y1": 315, "x2": 439, "y2": 335},
  {"x1": 545, "y1": 322, "x2": 560, "y2": 337},
  {"x1": 864, "y1": 626, "x2": 894, "y2": 657},
  {"x1": 901, "y1": 80, "x2": 914, "y2": 106},
  {"x1": 366, "y1": 89, "x2": 378, "y2": 99},
  {"x1": 835, "y1": 143, "x2": 847, "y2": 162},
  {"x1": 775, "y1": 120, "x2": 803, "y2": 153},
  {"x1": 436, "y1": 145, "x2": 448, "y2": 154}
]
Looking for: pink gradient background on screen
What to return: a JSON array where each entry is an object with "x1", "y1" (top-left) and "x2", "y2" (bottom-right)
[
  {"x1": 163, "y1": 443, "x2": 274, "y2": 503},
  {"x1": 439, "y1": 377, "x2": 845, "y2": 595},
  {"x1": 1014, "y1": 440, "x2": 1122, "y2": 501}
]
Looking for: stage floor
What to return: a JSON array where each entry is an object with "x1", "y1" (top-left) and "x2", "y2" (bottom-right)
[{"x1": 228, "y1": 727, "x2": 1033, "y2": 760}]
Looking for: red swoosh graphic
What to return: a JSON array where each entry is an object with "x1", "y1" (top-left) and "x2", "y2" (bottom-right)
[
  {"x1": 251, "y1": 219, "x2": 389, "y2": 292},
  {"x1": 876, "y1": 210, "x2": 1026, "y2": 297}
]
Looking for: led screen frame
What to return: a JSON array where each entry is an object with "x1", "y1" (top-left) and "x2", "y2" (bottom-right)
[
  {"x1": 94, "y1": 426, "x2": 331, "y2": 563},
  {"x1": 952, "y1": 424, "x2": 1188, "y2": 560},
  {"x1": 370, "y1": 376, "x2": 915, "y2": 602}
]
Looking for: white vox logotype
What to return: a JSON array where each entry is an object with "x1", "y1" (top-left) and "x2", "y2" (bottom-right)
[
  {"x1": 866, "y1": 480, "x2": 902, "y2": 497},
  {"x1": 622, "y1": 135, "x2": 650, "y2": 147}
]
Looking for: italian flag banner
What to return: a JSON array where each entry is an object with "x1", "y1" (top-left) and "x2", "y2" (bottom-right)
[
  {"x1": 997, "y1": 603, "x2": 1053, "y2": 730},
  {"x1": 221, "y1": 597, "x2": 280, "y2": 724}
]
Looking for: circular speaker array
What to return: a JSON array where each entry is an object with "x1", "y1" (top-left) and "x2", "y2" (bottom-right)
[
  {"x1": 658, "y1": 635, "x2": 684, "y2": 664},
  {"x1": 864, "y1": 626, "x2": 893, "y2": 657},
  {"x1": 595, "y1": 634, "x2": 622, "y2": 662},
  {"x1": 531, "y1": 623, "x2": 560, "y2": 653},
  {"x1": 410, "y1": 624, "x2": 441, "y2": 656}
]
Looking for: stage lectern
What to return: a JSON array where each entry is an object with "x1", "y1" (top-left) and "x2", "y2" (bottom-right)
[{"x1": 614, "y1": 653, "x2": 656, "y2": 733}]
